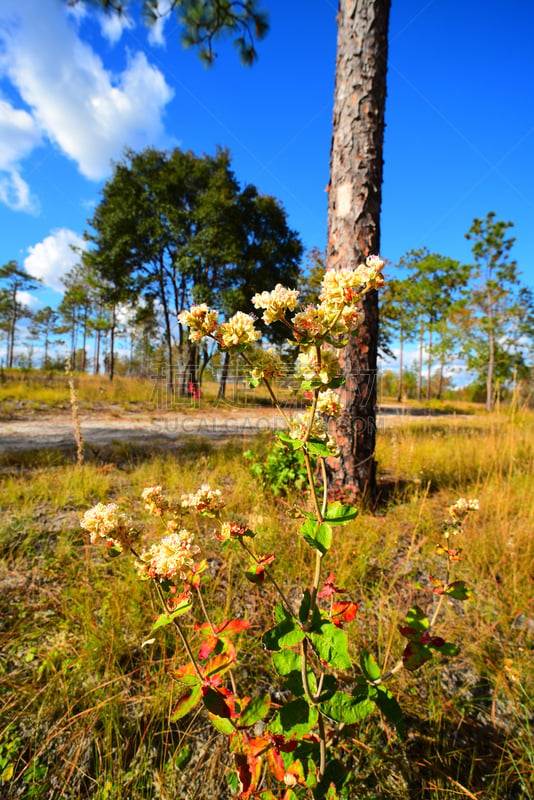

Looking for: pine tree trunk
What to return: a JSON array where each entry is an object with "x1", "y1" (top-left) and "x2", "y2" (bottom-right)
[
  {"x1": 417, "y1": 317, "x2": 423, "y2": 401},
  {"x1": 326, "y1": 0, "x2": 390, "y2": 497},
  {"x1": 426, "y1": 326, "x2": 432, "y2": 400},
  {"x1": 397, "y1": 329, "x2": 404, "y2": 402}
]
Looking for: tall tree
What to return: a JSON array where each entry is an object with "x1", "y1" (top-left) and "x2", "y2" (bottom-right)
[
  {"x1": 464, "y1": 212, "x2": 521, "y2": 411},
  {"x1": 379, "y1": 275, "x2": 418, "y2": 402},
  {"x1": 29, "y1": 307, "x2": 60, "y2": 368},
  {"x1": 401, "y1": 249, "x2": 467, "y2": 401},
  {"x1": 85, "y1": 147, "x2": 301, "y2": 391},
  {"x1": 0, "y1": 261, "x2": 41, "y2": 368},
  {"x1": 326, "y1": 0, "x2": 391, "y2": 495}
]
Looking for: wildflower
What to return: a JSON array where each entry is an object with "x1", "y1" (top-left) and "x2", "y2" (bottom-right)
[
  {"x1": 216, "y1": 522, "x2": 252, "y2": 542},
  {"x1": 81, "y1": 502, "x2": 137, "y2": 551},
  {"x1": 288, "y1": 411, "x2": 338, "y2": 453},
  {"x1": 135, "y1": 529, "x2": 200, "y2": 583},
  {"x1": 178, "y1": 304, "x2": 219, "y2": 342},
  {"x1": 319, "y1": 257, "x2": 385, "y2": 308},
  {"x1": 319, "y1": 267, "x2": 362, "y2": 307},
  {"x1": 292, "y1": 305, "x2": 331, "y2": 341},
  {"x1": 216, "y1": 311, "x2": 261, "y2": 350},
  {"x1": 296, "y1": 348, "x2": 341, "y2": 385},
  {"x1": 248, "y1": 347, "x2": 285, "y2": 382},
  {"x1": 141, "y1": 486, "x2": 171, "y2": 517},
  {"x1": 181, "y1": 484, "x2": 225, "y2": 516},
  {"x1": 251, "y1": 284, "x2": 300, "y2": 325},
  {"x1": 315, "y1": 388, "x2": 344, "y2": 418},
  {"x1": 448, "y1": 497, "x2": 479, "y2": 521},
  {"x1": 443, "y1": 497, "x2": 479, "y2": 539}
]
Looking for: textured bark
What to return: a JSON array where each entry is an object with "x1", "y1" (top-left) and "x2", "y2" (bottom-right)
[{"x1": 327, "y1": 0, "x2": 390, "y2": 496}]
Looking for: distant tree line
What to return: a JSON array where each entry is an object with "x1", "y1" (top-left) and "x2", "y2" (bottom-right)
[
  {"x1": 380, "y1": 213, "x2": 534, "y2": 411},
  {"x1": 1, "y1": 164, "x2": 533, "y2": 409}
]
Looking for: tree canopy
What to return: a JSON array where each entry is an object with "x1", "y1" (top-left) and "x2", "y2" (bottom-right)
[
  {"x1": 65, "y1": 0, "x2": 269, "y2": 64},
  {"x1": 83, "y1": 146, "x2": 302, "y2": 383}
]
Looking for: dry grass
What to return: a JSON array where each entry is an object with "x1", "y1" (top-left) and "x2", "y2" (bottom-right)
[{"x1": 1, "y1": 408, "x2": 533, "y2": 799}]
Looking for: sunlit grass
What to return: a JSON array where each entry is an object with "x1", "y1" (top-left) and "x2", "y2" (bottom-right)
[{"x1": 1, "y1": 409, "x2": 533, "y2": 798}]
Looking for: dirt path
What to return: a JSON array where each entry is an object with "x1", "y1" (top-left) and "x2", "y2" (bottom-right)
[
  {"x1": 0, "y1": 408, "x2": 291, "y2": 453},
  {"x1": 0, "y1": 404, "x2": 454, "y2": 454}
]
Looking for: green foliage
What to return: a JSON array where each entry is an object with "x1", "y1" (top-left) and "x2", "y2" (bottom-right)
[
  {"x1": 66, "y1": 0, "x2": 269, "y2": 66},
  {"x1": 245, "y1": 435, "x2": 308, "y2": 497}
]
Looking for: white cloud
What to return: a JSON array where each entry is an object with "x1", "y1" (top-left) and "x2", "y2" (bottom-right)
[
  {"x1": 146, "y1": 1, "x2": 173, "y2": 47},
  {"x1": 0, "y1": 0, "x2": 174, "y2": 202},
  {"x1": 24, "y1": 229, "x2": 87, "y2": 293},
  {"x1": 0, "y1": 97, "x2": 41, "y2": 211},
  {"x1": 16, "y1": 289, "x2": 42, "y2": 311},
  {"x1": 98, "y1": 10, "x2": 135, "y2": 44}
]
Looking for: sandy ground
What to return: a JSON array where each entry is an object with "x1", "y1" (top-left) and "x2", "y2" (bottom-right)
[
  {"x1": 0, "y1": 403, "x2": 448, "y2": 454},
  {"x1": 0, "y1": 408, "x2": 292, "y2": 453}
]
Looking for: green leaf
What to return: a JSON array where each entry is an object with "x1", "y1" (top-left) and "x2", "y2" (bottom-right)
[
  {"x1": 151, "y1": 599, "x2": 193, "y2": 632},
  {"x1": 373, "y1": 686, "x2": 405, "y2": 739},
  {"x1": 324, "y1": 501, "x2": 358, "y2": 525},
  {"x1": 272, "y1": 648, "x2": 301, "y2": 676},
  {"x1": 402, "y1": 641, "x2": 433, "y2": 671},
  {"x1": 202, "y1": 687, "x2": 232, "y2": 718},
  {"x1": 320, "y1": 691, "x2": 375, "y2": 724},
  {"x1": 306, "y1": 439, "x2": 336, "y2": 458},
  {"x1": 360, "y1": 649, "x2": 381, "y2": 682},
  {"x1": 405, "y1": 605, "x2": 430, "y2": 633},
  {"x1": 238, "y1": 694, "x2": 271, "y2": 727},
  {"x1": 209, "y1": 713, "x2": 235, "y2": 734},
  {"x1": 277, "y1": 432, "x2": 304, "y2": 450},
  {"x1": 274, "y1": 600, "x2": 291, "y2": 624},
  {"x1": 170, "y1": 684, "x2": 202, "y2": 720},
  {"x1": 299, "y1": 519, "x2": 332, "y2": 555},
  {"x1": 308, "y1": 621, "x2": 351, "y2": 669},
  {"x1": 263, "y1": 619, "x2": 305, "y2": 651},
  {"x1": 298, "y1": 589, "x2": 321, "y2": 627},
  {"x1": 431, "y1": 641, "x2": 460, "y2": 657},
  {"x1": 174, "y1": 745, "x2": 192, "y2": 770},
  {"x1": 269, "y1": 698, "x2": 319, "y2": 738},
  {"x1": 445, "y1": 580, "x2": 473, "y2": 601}
]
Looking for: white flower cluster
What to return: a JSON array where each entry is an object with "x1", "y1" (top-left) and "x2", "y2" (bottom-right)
[
  {"x1": 181, "y1": 484, "x2": 225, "y2": 516},
  {"x1": 80, "y1": 502, "x2": 137, "y2": 551},
  {"x1": 177, "y1": 304, "x2": 219, "y2": 342},
  {"x1": 135, "y1": 529, "x2": 200, "y2": 583},
  {"x1": 288, "y1": 412, "x2": 338, "y2": 455},
  {"x1": 141, "y1": 486, "x2": 172, "y2": 517},
  {"x1": 444, "y1": 497, "x2": 479, "y2": 538},
  {"x1": 296, "y1": 348, "x2": 340, "y2": 385},
  {"x1": 315, "y1": 388, "x2": 344, "y2": 418},
  {"x1": 216, "y1": 311, "x2": 261, "y2": 350},
  {"x1": 251, "y1": 283, "x2": 300, "y2": 324}
]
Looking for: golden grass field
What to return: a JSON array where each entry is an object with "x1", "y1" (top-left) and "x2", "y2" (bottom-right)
[{"x1": 0, "y1": 370, "x2": 533, "y2": 799}]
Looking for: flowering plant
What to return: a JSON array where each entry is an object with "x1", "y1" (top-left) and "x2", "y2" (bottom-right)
[{"x1": 82, "y1": 258, "x2": 477, "y2": 799}]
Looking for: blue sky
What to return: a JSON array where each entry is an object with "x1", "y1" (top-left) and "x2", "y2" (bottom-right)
[{"x1": 1, "y1": 0, "x2": 533, "y2": 319}]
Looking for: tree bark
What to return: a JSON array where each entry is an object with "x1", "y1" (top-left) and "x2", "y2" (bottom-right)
[
  {"x1": 397, "y1": 327, "x2": 404, "y2": 402},
  {"x1": 326, "y1": 0, "x2": 390, "y2": 497}
]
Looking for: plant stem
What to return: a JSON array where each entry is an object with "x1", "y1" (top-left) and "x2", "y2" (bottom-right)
[
  {"x1": 154, "y1": 582, "x2": 203, "y2": 681},
  {"x1": 238, "y1": 538, "x2": 296, "y2": 618}
]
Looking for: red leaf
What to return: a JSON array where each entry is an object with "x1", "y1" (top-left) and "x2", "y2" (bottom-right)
[
  {"x1": 318, "y1": 571, "x2": 346, "y2": 598},
  {"x1": 331, "y1": 600, "x2": 359, "y2": 627},
  {"x1": 234, "y1": 752, "x2": 262, "y2": 799},
  {"x1": 266, "y1": 747, "x2": 285, "y2": 782},
  {"x1": 198, "y1": 636, "x2": 218, "y2": 660},
  {"x1": 215, "y1": 618, "x2": 250, "y2": 635},
  {"x1": 429, "y1": 574, "x2": 445, "y2": 594}
]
